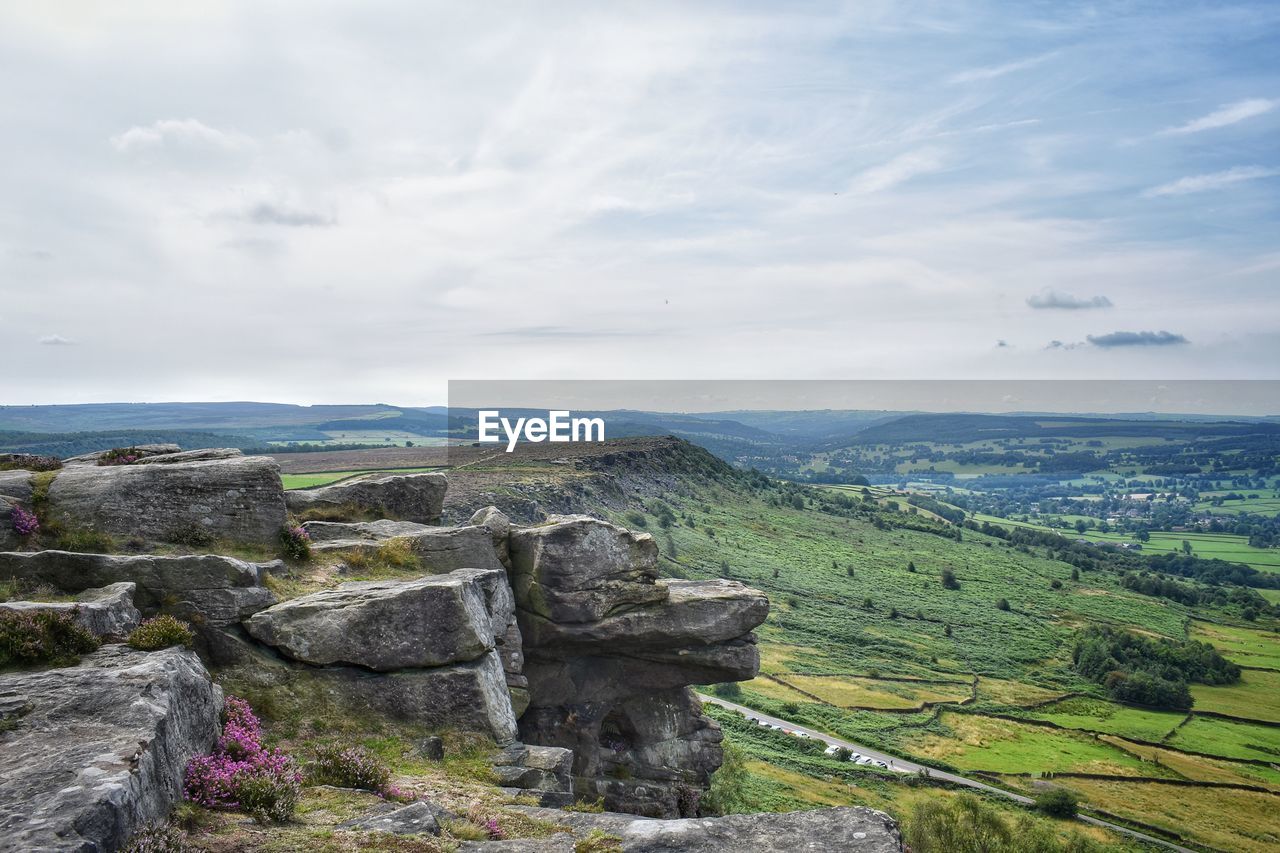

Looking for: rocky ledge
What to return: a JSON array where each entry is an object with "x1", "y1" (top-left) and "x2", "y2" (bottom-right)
[{"x1": 0, "y1": 646, "x2": 223, "y2": 852}]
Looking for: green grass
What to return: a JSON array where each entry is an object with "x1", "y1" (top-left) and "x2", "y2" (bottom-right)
[
  {"x1": 1190, "y1": 621, "x2": 1280, "y2": 670},
  {"x1": 1191, "y1": 669, "x2": 1280, "y2": 723},
  {"x1": 280, "y1": 466, "x2": 442, "y2": 490},
  {"x1": 1081, "y1": 530, "x2": 1280, "y2": 574},
  {"x1": 1165, "y1": 715, "x2": 1280, "y2": 763},
  {"x1": 1019, "y1": 697, "x2": 1184, "y2": 742}
]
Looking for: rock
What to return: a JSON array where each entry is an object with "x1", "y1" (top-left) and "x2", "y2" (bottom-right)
[
  {"x1": 469, "y1": 506, "x2": 512, "y2": 567},
  {"x1": 285, "y1": 472, "x2": 447, "y2": 524},
  {"x1": 312, "y1": 650, "x2": 519, "y2": 743},
  {"x1": 0, "y1": 471, "x2": 33, "y2": 502},
  {"x1": 0, "y1": 551, "x2": 275, "y2": 626},
  {"x1": 0, "y1": 646, "x2": 223, "y2": 852},
  {"x1": 509, "y1": 517, "x2": 768, "y2": 817},
  {"x1": 244, "y1": 571, "x2": 498, "y2": 670},
  {"x1": 43, "y1": 453, "x2": 286, "y2": 546},
  {"x1": 506, "y1": 805, "x2": 902, "y2": 852},
  {"x1": 419, "y1": 735, "x2": 445, "y2": 760},
  {"x1": 0, "y1": 582, "x2": 142, "y2": 640},
  {"x1": 305, "y1": 521, "x2": 505, "y2": 573},
  {"x1": 519, "y1": 580, "x2": 768, "y2": 650},
  {"x1": 61, "y1": 443, "x2": 183, "y2": 464},
  {"x1": 459, "y1": 835, "x2": 577, "y2": 852},
  {"x1": 130, "y1": 447, "x2": 245, "y2": 464},
  {"x1": 338, "y1": 800, "x2": 444, "y2": 836},
  {"x1": 493, "y1": 743, "x2": 574, "y2": 807},
  {"x1": 0, "y1": 497, "x2": 22, "y2": 551},
  {"x1": 508, "y1": 516, "x2": 667, "y2": 623}
]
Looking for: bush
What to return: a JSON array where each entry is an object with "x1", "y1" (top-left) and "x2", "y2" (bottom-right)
[
  {"x1": 121, "y1": 823, "x2": 192, "y2": 853},
  {"x1": 996, "y1": 598, "x2": 1010, "y2": 611},
  {"x1": 98, "y1": 447, "x2": 143, "y2": 466},
  {"x1": 10, "y1": 505, "x2": 39, "y2": 537},
  {"x1": 184, "y1": 696, "x2": 301, "y2": 824},
  {"x1": 906, "y1": 794, "x2": 1098, "y2": 852},
  {"x1": 1035, "y1": 787, "x2": 1079, "y2": 819},
  {"x1": 940, "y1": 568, "x2": 960, "y2": 590},
  {"x1": 711, "y1": 681, "x2": 742, "y2": 699},
  {"x1": 308, "y1": 744, "x2": 392, "y2": 793},
  {"x1": 0, "y1": 608, "x2": 100, "y2": 669},
  {"x1": 576, "y1": 829, "x2": 624, "y2": 853},
  {"x1": 54, "y1": 527, "x2": 116, "y2": 553},
  {"x1": 279, "y1": 525, "x2": 311, "y2": 561},
  {"x1": 128, "y1": 616, "x2": 195, "y2": 651}
]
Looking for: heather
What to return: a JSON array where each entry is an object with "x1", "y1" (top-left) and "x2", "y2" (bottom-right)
[
  {"x1": 279, "y1": 523, "x2": 311, "y2": 561},
  {"x1": 183, "y1": 696, "x2": 301, "y2": 824},
  {"x1": 0, "y1": 608, "x2": 99, "y2": 669},
  {"x1": 10, "y1": 504, "x2": 39, "y2": 537},
  {"x1": 127, "y1": 615, "x2": 195, "y2": 651}
]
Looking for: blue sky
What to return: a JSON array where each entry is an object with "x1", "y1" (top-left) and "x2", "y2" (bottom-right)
[{"x1": 1, "y1": 1, "x2": 1277, "y2": 404}]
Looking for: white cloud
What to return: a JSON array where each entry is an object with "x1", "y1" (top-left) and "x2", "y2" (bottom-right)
[
  {"x1": 947, "y1": 52, "x2": 1056, "y2": 85},
  {"x1": 1145, "y1": 166, "x2": 1280, "y2": 197},
  {"x1": 1027, "y1": 289, "x2": 1113, "y2": 310},
  {"x1": 110, "y1": 119, "x2": 253, "y2": 154},
  {"x1": 849, "y1": 150, "x2": 946, "y2": 194},
  {"x1": 1158, "y1": 98, "x2": 1277, "y2": 136},
  {"x1": 38, "y1": 334, "x2": 75, "y2": 346}
]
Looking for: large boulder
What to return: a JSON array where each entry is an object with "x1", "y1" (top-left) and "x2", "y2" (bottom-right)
[
  {"x1": 509, "y1": 517, "x2": 768, "y2": 817},
  {"x1": 489, "y1": 805, "x2": 902, "y2": 852},
  {"x1": 244, "y1": 571, "x2": 498, "y2": 670},
  {"x1": 492, "y1": 743, "x2": 574, "y2": 807},
  {"x1": 43, "y1": 452, "x2": 286, "y2": 546},
  {"x1": 303, "y1": 520, "x2": 504, "y2": 573},
  {"x1": 285, "y1": 472, "x2": 447, "y2": 524},
  {"x1": 508, "y1": 516, "x2": 667, "y2": 623},
  {"x1": 0, "y1": 646, "x2": 223, "y2": 852},
  {"x1": 0, "y1": 582, "x2": 142, "y2": 640},
  {"x1": 0, "y1": 497, "x2": 23, "y2": 551}
]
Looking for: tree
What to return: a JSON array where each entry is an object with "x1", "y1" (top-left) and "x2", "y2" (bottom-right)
[
  {"x1": 941, "y1": 568, "x2": 960, "y2": 590},
  {"x1": 702, "y1": 743, "x2": 748, "y2": 815},
  {"x1": 863, "y1": 597, "x2": 874, "y2": 610},
  {"x1": 1035, "y1": 788, "x2": 1078, "y2": 819},
  {"x1": 944, "y1": 624, "x2": 952, "y2": 637},
  {"x1": 1070, "y1": 567, "x2": 1079, "y2": 582},
  {"x1": 1182, "y1": 539, "x2": 1193, "y2": 556},
  {"x1": 996, "y1": 598, "x2": 1010, "y2": 611},
  {"x1": 907, "y1": 561, "x2": 917, "y2": 572}
]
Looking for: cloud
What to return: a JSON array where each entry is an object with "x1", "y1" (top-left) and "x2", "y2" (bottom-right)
[
  {"x1": 38, "y1": 334, "x2": 75, "y2": 346},
  {"x1": 1087, "y1": 330, "x2": 1189, "y2": 348},
  {"x1": 948, "y1": 52, "x2": 1056, "y2": 85},
  {"x1": 1145, "y1": 166, "x2": 1280, "y2": 197},
  {"x1": 244, "y1": 203, "x2": 335, "y2": 227},
  {"x1": 996, "y1": 339, "x2": 1009, "y2": 348},
  {"x1": 110, "y1": 119, "x2": 252, "y2": 154},
  {"x1": 849, "y1": 149, "x2": 945, "y2": 194},
  {"x1": 1027, "y1": 289, "x2": 1113, "y2": 310},
  {"x1": 1045, "y1": 340, "x2": 1085, "y2": 350},
  {"x1": 1158, "y1": 98, "x2": 1278, "y2": 136}
]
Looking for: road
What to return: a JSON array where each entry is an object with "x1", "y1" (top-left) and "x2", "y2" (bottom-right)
[{"x1": 698, "y1": 694, "x2": 1195, "y2": 852}]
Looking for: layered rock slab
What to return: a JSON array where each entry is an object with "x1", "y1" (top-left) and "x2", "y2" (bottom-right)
[
  {"x1": 244, "y1": 573, "x2": 496, "y2": 670},
  {"x1": 43, "y1": 451, "x2": 286, "y2": 546},
  {"x1": 0, "y1": 581, "x2": 141, "y2": 640},
  {"x1": 285, "y1": 472, "x2": 447, "y2": 524},
  {"x1": 483, "y1": 805, "x2": 902, "y2": 852},
  {"x1": 303, "y1": 520, "x2": 504, "y2": 572},
  {"x1": 0, "y1": 646, "x2": 223, "y2": 852}
]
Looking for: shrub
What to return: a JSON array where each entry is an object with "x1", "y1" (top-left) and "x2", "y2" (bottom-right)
[
  {"x1": 703, "y1": 743, "x2": 748, "y2": 815},
  {"x1": 1035, "y1": 787, "x2": 1079, "y2": 819},
  {"x1": 0, "y1": 454, "x2": 61, "y2": 472},
  {"x1": 996, "y1": 598, "x2": 1010, "y2": 611},
  {"x1": 1050, "y1": 579, "x2": 1063, "y2": 590},
  {"x1": 279, "y1": 525, "x2": 311, "y2": 561},
  {"x1": 121, "y1": 823, "x2": 192, "y2": 853},
  {"x1": 54, "y1": 527, "x2": 116, "y2": 553},
  {"x1": 906, "y1": 794, "x2": 1098, "y2": 852},
  {"x1": 166, "y1": 522, "x2": 215, "y2": 547},
  {"x1": 624, "y1": 510, "x2": 647, "y2": 528},
  {"x1": 128, "y1": 616, "x2": 195, "y2": 651},
  {"x1": 98, "y1": 447, "x2": 142, "y2": 466},
  {"x1": 184, "y1": 696, "x2": 301, "y2": 823},
  {"x1": 0, "y1": 608, "x2": 100, "y2": 669},
  {"x1": 710, "y1": 681, "x2": 742, "y2": 699},
  {"x1": 576, "y1": 829, "x2": 625, "y2": 852},
  {"x1": 940, "y1": 568, "x2": 960, "y2": 590},
  {"x1": 308, "y1": 744, "x2": 392, "y2": 793},
  {"x1": 10, "y1": 505, "x2": 39, "y2": 537}
]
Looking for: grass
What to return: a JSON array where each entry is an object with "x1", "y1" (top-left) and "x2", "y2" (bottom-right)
[
  {"x1": 281, "y1": 467, "x2": 442, "y2": 490},
  {"x1": 1189, "y1": 621, "x2": 1280, "y2": 670},
  {"x1": 1019, "y1": 697, "x2": 1185, "y2": 742},
  {"x1": 1164, "y1": 715, "x2": 1280, "y2": 763},
  {"x1": 1046, "y1": 777, "x2": 1280, "y2": 853},
  {"x1": 1190, "y1": 668, "x2": 1280, "y2": 722},
  {"x1": 912, "y1": 712, "x2": 1159, "y2": 777},
  {"x1": 774, "y1": 673, "x2": 971, "y2": 710}
]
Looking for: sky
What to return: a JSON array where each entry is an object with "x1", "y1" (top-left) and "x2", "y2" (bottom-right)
[{"x1": 2, "y1": 0, "x2": 1278, "y2": 406}]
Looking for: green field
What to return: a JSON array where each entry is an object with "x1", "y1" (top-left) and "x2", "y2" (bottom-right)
[
  {"x1": 280, "y1": 466, "x2": 442, "y2": 490},
  {"x1": 1020, "y1": 697, "x2": 1184, "y2": 742},
  {"x1": 1191, "y1": 668, "x2": 1280, "y2": 722},
  {"x1": 1165, "y1": 715, "x2": 1280, "y2": 763},
  {"x1": 1190, "y1": 621, "x2": 1280, "y2": 670}
]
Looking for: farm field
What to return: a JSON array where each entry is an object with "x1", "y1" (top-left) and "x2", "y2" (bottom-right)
[
  {"x1": 1190, "y1": 668, "x2": 1280, "y2": 722},
  {"x1": 1190, "y1": 621, "x2": 1280, "y2": 670},
  {"x1": 279, "y1": 466, "x2": 443, "y2": 490},
  {"x1": 1193, "y1": 492, "x2": 1280, "y2": 516},
  {"x1": 1018, "y1": 697, "x2": 1184, "y2": 742}
]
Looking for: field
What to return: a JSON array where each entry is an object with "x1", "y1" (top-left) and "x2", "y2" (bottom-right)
[
  {"x1": 280, "y1": 466, "x2": 443, "y2": 490},
  {"x1": 284, "y1": 440, "x2": 1280, "y2": 851}
]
